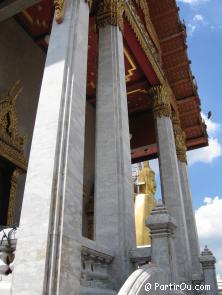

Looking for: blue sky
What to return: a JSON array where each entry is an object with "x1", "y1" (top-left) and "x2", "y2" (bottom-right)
[
  {"x1": 177, "y1": 0, "x2": 222, "y2": 278},
  {"x1": 176, "y1": 0, "x2": 222, "y2": 207},
  {"x1": 149, "y1": 0, "x2": 222, "y2": 277}
]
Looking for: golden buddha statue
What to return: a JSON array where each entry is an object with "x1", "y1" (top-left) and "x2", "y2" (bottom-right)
[{"x1": 134, "y1": 161, "x2": 156, "y2": 246}]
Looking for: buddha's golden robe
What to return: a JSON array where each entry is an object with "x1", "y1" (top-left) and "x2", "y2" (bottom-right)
[{"x1": 134, "y1": 161, "x2": 156, "y2": 246}]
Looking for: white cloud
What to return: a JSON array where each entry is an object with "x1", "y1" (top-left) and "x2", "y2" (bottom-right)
[
  {"x1": 201, "y1": 112, "x2": 220, "y2": 136},
  {"x1": 195, "y1": 197, "x2": 222, "y2": 276},
  {"x1": 177, "y1": 0, "x2": 209, "y2": 4},
  {"x1": 193, "y1": 14, "x2": 204, "y2": 22},
  {"x1": 187, "y1": 14, "x2": 206, "y2": 35},
  {"x1": 187, "y1": 113, "x2": 222, "y2": 165},
  {"x1": 188, "y1": 137, "x2": 222, "y2": 165},
  {"x1": 188, "y1": 23, "x2": 197, "y2": 35},
  {"x1": 196, "y1": 197, "x2": 222, "y2": 238}
]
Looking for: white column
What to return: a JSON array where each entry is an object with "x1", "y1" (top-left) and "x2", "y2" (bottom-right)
[
  {"x1": 11, "y1": 1, "x2": 89, "y2": 294},
  {"x1": 149, "y1": 86, "x2": 191, "y2": 283},
  {"x1": 172, "y1": 114, "x2": 202, "y2": 280},
  {"x1": 94, "y1": 3, "x2": 136, "y2": 290},
  {"x1": 178, "y1": 161, "x2": 202, "y2": 278}
]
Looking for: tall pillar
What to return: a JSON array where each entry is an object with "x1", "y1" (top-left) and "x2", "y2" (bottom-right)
[
  {"x1": 11, "y1": 1, "x2": 89, "y2": 294},
  {"x1": 172, "y1": 113, "x2": 202, "y2": 280},
  {"x1": 94, "y1": 0, "x2": 136, "y2": 290},
  {"x1": 149, "y1": 85, "x2": 191, "y2": 282}
]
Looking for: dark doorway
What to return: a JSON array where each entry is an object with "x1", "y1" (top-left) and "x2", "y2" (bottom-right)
[{"x1": 0, "y1": 157, "x2": 14, "y2": 225}]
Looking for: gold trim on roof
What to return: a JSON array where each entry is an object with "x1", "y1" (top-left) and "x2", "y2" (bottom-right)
[
  {"x1": 125, "y1": 1, "x2": 178, "y2": 113},
  {"x1": 125, "y1": 2, "x2": 161, "y2": 73},
  {"x1": 124, "y1": 48, "x2": 136, "y2": 82},
  {"x1": 127, "y1": 88, "x2": 148, "y2": 95},
  {"x1": 135, "y1": 0, "x2": 161, "y2": 53}
]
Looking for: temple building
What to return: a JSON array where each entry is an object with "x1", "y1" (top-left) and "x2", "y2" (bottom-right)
[{"x1": 0, "y1": 0, "x2": 219, "y2": 294}]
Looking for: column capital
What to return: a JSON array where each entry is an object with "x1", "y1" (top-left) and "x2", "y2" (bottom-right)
[
  {"x1": 148, "y1": 85, "x2": 172, "y2": 119},
  {"x1": 96, "y1": 0, "x2": 126, "y2": 31},
  {"x1": 53, "y1": 1, "x2": 91, "y2": 24},
  {"x1": 172, "y1": 112, "x2": 187, "y2": 164},
  {"x1": 53, "y1": 0, "x2": 66, "y2": 24}
]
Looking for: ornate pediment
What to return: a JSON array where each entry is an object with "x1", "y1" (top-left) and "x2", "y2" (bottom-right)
[{"x1": 0, "y1": 81, "x2": 27, "y2": 171}]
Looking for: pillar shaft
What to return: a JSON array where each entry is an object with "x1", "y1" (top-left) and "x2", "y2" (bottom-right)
[
  {"x1": 94, "y1": 24, "x2": 136, "y2": 289},
  {"x1": 156, "y1": 116, "x2": 191, "y2": 281},
  {"x1": 178, "y1": 160, "x2": 202, "y2": 278},
  {"x1": 150, "y1": 86, "x2": 191, "y2": 282},
  {"x1": 172, "y1": 113, "x2": 202, "y2": 279},
  {"x1": 11, "y1": 1, "x2": 89, "y2": 294}
]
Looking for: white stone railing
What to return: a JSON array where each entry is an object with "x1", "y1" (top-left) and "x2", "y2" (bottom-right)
[
  {"x1": 130, "y1": 246, "x2": 151, "y2": 268},
  {"x1": 0, "y1": 227, "x2": 17, "y2": 277},
  {"x1": 81, "y1": 237, "x2": 114, "y2": 290},
  {"x1": 0, "y1": 227, "x2": 17, "y2": 295},
  {"x1": 1, "y1": 232, "x2": 115, "y2": 293}
]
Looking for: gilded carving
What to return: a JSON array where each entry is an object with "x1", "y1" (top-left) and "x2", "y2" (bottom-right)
[
  {"x1": 125, "y1": 2, "x2": 161, "y2": 73},
  {"x1": 96, "y1": 0, "x2": 126, "y2": 31},
  {"x1": 149, "y1": 85, "x2": 172, "y2": 118},
  {"x1": 0, "y1": 82, "x2": 27, "y2": 225},
  {"x1": 172, "y1": 112, "x2": 187, "y2": 163},
  {"x1": 53, "y1": 0, "x2": 66, "y2": 24},
  {"x1": 135, "y1": 0, "x2": 161, "y2": 52},
  {"x1": 7, "y1": 168, "x2": 23, "y2": 225},
  {"x1": 0, "y1": 81, "x2": 27, "y2": 171},
  {"x1": 124, "y1": 1, "x2": 178, "y2": 113}
]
